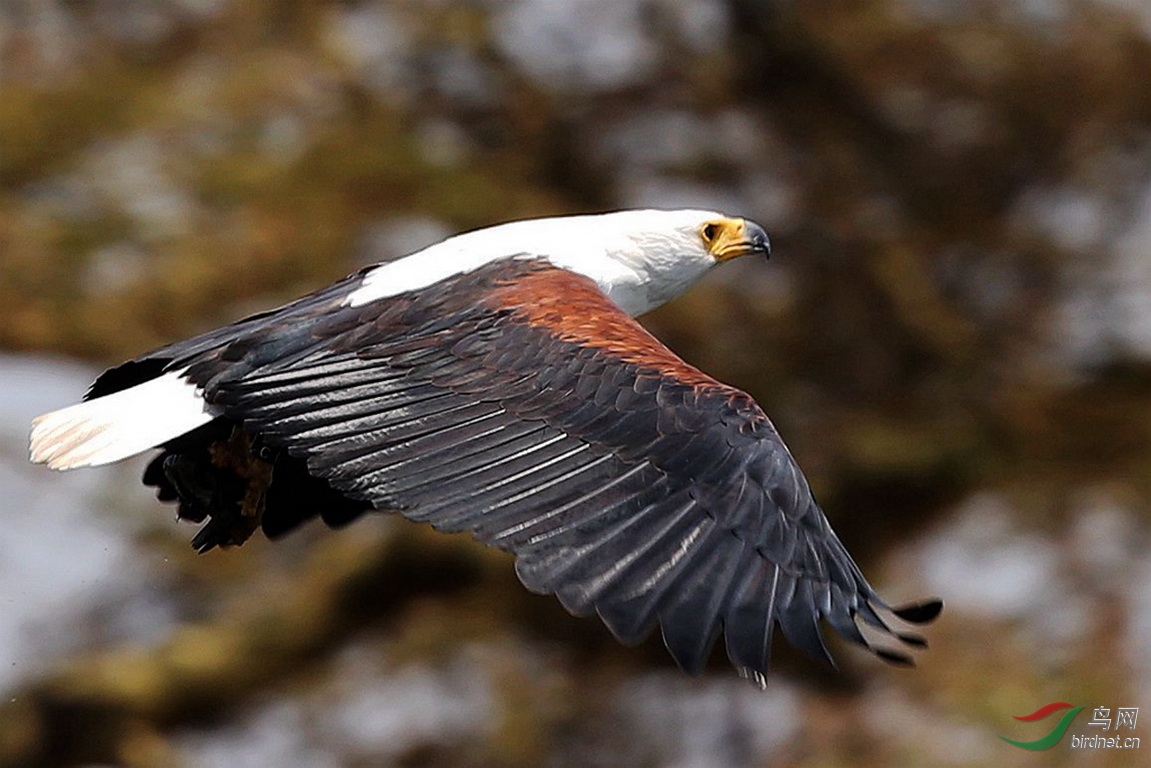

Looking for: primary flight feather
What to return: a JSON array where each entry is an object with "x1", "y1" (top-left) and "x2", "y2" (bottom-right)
[{"x1": 30, "y1": 209, "x2": 940, "y2": 684}]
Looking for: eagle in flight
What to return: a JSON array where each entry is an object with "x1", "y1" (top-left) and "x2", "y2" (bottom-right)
[{"x1": 30, "y1": 209, "x2": 940, "y2": 685}]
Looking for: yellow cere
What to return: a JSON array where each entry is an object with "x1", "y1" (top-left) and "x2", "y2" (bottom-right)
[{"x1": 700, "y1": 217, "x2": 753, "y2": 262}]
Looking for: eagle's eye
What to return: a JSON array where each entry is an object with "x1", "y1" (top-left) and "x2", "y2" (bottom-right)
[{"x1": 701, "y1": 222, "x2": 720, "y2": 244}]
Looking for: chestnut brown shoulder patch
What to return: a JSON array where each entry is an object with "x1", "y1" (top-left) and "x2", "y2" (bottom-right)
[{"x1": 486, "y1": 266, "x2": 721, "y2": 390}]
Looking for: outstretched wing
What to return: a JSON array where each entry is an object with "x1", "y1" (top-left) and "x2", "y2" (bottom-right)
[{"x1": 115, "y1": 256, "x2": 942, "y2": 679}]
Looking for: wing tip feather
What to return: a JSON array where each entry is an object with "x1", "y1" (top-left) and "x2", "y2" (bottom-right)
[{"x1": 891, "y1": 598, "x2": 944, "y2": 624}]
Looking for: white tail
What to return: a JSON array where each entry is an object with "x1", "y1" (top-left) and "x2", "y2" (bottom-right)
[{"x1": 29, "y1": 371, "x2": 221, "y2": 470}]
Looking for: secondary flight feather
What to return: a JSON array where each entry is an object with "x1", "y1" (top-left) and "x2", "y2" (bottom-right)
[{"x1": 29, "y1": 209, "x2": 941, "y2": 684}]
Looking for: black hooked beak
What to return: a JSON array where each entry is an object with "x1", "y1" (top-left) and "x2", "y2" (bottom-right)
[{"x1": 746, "y1": 220, "x2": 771, "y2": 259}]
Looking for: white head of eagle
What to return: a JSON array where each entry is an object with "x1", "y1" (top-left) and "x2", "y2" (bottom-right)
[{"x1": 29, "y1": 208, "x2": 939, "y2": 685}]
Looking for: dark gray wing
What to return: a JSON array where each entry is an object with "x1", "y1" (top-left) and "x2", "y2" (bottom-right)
[{"x1": 97, "y1": 257, "x2": 941, "y2": 679}]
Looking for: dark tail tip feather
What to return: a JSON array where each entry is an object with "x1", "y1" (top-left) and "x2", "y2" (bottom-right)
[
  {"x1": 891, "y1": 598, "x2": 943, "y2": 624},
  {"x1": 894, "y1": 631, "x2": 928, "y2": 648}
]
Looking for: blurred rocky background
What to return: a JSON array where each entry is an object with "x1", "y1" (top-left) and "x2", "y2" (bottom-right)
[{"x1": 2, "y1": 0, "x2": 1151, "y2": 766}]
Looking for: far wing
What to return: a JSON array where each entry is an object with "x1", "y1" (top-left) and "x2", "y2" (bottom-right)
[{"x1": 176, "y1": 257, "x2": 941, "y2": 679}]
